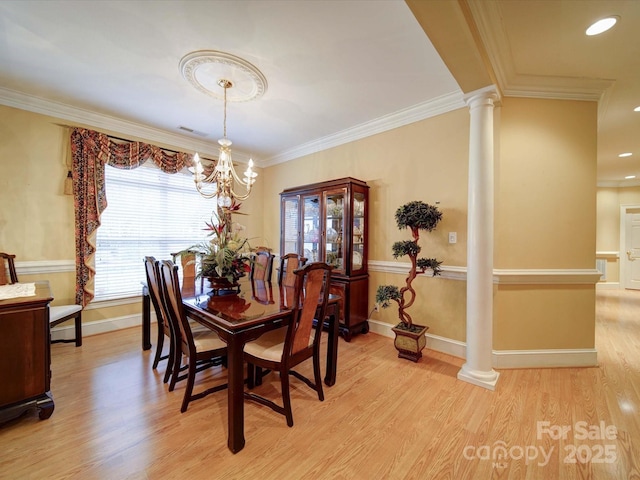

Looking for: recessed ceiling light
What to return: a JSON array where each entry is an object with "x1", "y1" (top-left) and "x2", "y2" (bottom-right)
[
  {"x1": 586, "y1": 16, "x2": 619, "y2": 36},
  {"x1": 635, "y1": 106, "x2": 640, "y2": 112},
  {"x1": 619, "y1": 153, "x2": 633, "y2": 157},
  {"x1": 625, "y1": 175, "x2": 636, "y2": 179}
]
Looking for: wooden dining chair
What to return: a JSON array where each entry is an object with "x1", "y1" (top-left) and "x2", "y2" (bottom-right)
[
  {"x1": 170, "y1": 250, "x2": 198, "y2": 279},
  {"x1": 251, "y1": 279, "x2": 274, "y2": 305},
  {"x1": 159, "y1": 259, "x2": 229, "y2": 413},
  {"x1": 250, "y1": 250, "x2": 275, "y2": 282},
  {"x1": 144, "y1": 256, "x2": 176, "y2": 383},
  {"x1": 2, "y1": 252, "x2": 82, "y2": 346},
  {"x1": 277, "y1": 253, "x2": 307, "y2": 287},
  {"x1": 244, "y1": 262, "x2": 332, "y2": 427},
  {"x1": 1, "y1": 253, "x2": 18, "y2": 285}
]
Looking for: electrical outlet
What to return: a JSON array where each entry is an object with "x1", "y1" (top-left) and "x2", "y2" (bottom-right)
[{"x1": 448, "y1": 232, "x2": 457, "y2": 244}]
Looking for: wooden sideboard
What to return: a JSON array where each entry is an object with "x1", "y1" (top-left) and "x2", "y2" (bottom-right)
[{"x1": 0, "y1": 282, "x2": 55, "y2": 423}]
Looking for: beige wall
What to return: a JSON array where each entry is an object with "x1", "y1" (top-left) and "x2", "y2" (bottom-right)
[
  {"x1": 495, "y1": 97, "x2": 597, "y2": 269},
  {"x1": 1, "y1": 95, "x2": 598, "y2": 352},
  {"x1": 262, "y1": 108, "x2": 471, "y2": 341},
  {"x1": 0, "y1": 106, "x2": 74, "y2": 260},
  {"x1": 494, "y1": 97, "x2": 597, "y2": 350}
]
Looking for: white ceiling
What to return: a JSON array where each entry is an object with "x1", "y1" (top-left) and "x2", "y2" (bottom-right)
[{"x1": 0, "y1": 1, "x2": 638, "y2": 185}]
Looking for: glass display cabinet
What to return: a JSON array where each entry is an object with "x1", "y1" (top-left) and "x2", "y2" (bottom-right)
[{"x1": 280, "y1": 177, "x2": 369, "y2": 340}]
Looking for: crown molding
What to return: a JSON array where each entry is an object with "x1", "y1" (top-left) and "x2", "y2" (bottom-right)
[
  {"x1": 0, "y1": 85, "x2": 464, "y2": 169},
  {"x1": 0, "y1": 86, "x2": 244, "y2": 161},
  {"x1": 262, "y1": 90, "x2": 465, "y2": 167},
  {"x1": 466, "y1": 0, "x2": 613, "y2": 102}
]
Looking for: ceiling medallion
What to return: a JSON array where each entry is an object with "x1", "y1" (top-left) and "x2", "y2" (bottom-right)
[{"x1": 179, "y1": 50, "x2": 267, "y2": 102}]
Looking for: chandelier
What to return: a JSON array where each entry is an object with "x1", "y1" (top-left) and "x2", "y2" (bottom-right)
[
  {"x1": 191, "y1": 79, "x2": 257, "y2": 207},
  {"x1": 180, "y1": 50, "x2": 267, "y2": 207}
]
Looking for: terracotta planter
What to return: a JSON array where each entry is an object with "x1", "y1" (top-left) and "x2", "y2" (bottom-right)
[{"x1": 391, "y1": 323, "x2": 429, "y2": 362}]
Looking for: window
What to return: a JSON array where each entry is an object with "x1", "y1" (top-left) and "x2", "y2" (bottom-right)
[{"x1": 94, "y1": 162, "x2": 214, "y2": 301}]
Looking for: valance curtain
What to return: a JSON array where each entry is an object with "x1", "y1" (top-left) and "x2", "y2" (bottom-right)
[{"x1": 70, "y1": 128, "x2": 192, "y2": 306}]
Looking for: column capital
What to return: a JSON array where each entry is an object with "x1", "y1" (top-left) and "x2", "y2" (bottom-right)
[{"x1": 463, "y1": 85, "x2": 501, "y2": 108}]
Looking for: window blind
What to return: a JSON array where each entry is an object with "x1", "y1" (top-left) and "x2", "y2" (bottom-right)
[{"x1": 94, "y1": 162, "x2": 214, "y2": 301}]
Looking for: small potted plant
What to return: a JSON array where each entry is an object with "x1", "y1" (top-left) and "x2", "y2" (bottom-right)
[{"x1": 376, "y1": 200, "x2": 443, "y2": 362}]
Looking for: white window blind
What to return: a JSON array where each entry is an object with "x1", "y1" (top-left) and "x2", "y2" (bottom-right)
[{"x1": 94, "y1": 161, "x2": 214, "y2": 301}]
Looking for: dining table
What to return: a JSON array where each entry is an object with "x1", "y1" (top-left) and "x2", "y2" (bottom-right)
[{"x1": 142, "y1": 276, "x2": 341, "y2": 454}]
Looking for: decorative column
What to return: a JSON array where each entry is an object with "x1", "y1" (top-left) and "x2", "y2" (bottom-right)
[{"x1": 457, "y1": 86, "x2": 500, "y2": 390}]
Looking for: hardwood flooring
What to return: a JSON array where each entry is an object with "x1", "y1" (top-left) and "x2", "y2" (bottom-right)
[{"x1": 1, "y1": 289, "x2": 639, "y2": 479}]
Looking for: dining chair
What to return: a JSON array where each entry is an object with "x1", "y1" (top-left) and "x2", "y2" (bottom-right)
[
  {"x1": 1, "y1": 252, "x2": 18, "y2": 285},
  {"x1": 144, "y1": 256, "x2": 176, "y2": 382},
  {"x1": 251, "y1": 279, "x2": 274, "y2": 304},
  {"x1": 171, "y1": 250, "x2": 198, "y2": 279},
  {"x1": 250, "y1": 250, "x2": 275, "y2": 282},
  {"x1": 159, "y1": 259, "x2": 229, "y2": 413},
  {"x1": 1, "y1": 252, "x2": 82, "y2": 346},
  {"x1": 277, "y1": 253, "x2": 307, "y2": 287},
  {"x1": 244, "y1": 262, "x2": 332, "y2": 427}
]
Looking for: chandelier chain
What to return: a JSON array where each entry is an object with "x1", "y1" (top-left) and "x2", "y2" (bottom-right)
[{"x1": 223, "y1": 81, "x2": 227, "y2": 139}]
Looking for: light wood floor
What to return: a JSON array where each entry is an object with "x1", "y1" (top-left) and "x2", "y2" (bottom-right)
[{"x1": 1, "y1": 289, "x2": 639, "y2": 479}]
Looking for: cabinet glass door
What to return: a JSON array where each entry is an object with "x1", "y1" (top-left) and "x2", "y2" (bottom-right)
[
  {"x1": 282, "y1": 196, "x2": 300, "y2": 255},
  {"x1": 352, "y1": 192, "x2": 366, "y2": 271},
  {"x1": 325, "y1": 190, "x2": 345, "y2": 272},
  {"x1": 302, "y1": 195, "x2": 321, "y2": 262}
]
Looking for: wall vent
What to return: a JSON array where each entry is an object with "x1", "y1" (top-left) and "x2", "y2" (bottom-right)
[{"x1": 178, "y1": 126, "x2": 208, "y2": 137}]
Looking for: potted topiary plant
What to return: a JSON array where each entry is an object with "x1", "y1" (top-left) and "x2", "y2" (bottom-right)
[{"x1": 376, "y1": 200, "x2": 443, "y2": 362}]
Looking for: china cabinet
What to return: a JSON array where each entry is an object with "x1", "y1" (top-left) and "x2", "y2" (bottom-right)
[{"x1": 280, "y1": 177, "x2": 369, "y2": 340}]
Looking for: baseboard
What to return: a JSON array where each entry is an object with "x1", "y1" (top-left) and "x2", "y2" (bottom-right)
[
  {"x1": 368, "y1": 319, "x2": 467, "y2": 359},
  {"x1": 596, "y1": 282, "x2": 621, "y2": 290},
  {"x1": 492, "y1": 348, "x2": 598, "y2": 368},
  {"x1": 50, "y1": 314, "x2": 141, "y2": 342},
  {"x1": 367, "y1": 319, "x2": 598, "y2": 369},
  {"x1": 52, "y1": 314, "x2": 598, "y2": 369}
]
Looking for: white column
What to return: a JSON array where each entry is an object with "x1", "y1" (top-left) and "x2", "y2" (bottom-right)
[{"x1": 458, "y1": 87, "x2": 500, "y2": 390}]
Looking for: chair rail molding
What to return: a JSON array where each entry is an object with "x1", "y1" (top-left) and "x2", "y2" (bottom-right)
[
  {"x1": 369, "y1": 260, "x2": 601, "y2": 285},
  {"x1": 15, "y1": 259, "x2": 75, "y2": 275}
]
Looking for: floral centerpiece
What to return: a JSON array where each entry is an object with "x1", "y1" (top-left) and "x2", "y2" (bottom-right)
[{"x1": 190, "y1": 201, "x2": 252, "y2": 290}]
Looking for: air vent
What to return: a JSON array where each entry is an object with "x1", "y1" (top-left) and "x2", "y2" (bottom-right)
[{"x1": 178, "y1": 126, "x2": 208, "y2": 137}]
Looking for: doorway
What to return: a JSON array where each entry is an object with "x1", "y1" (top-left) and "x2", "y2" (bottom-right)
[{"x1": 621, "y1": 206, "x2": 640, "y2": 290}]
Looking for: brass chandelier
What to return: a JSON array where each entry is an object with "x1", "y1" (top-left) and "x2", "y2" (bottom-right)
[
  {"x1": 180, "y1": 50, "x2": 267, "y2": 207},
  {"x1": 191, "y1": 79, "x2": 257, "y2": 207}
]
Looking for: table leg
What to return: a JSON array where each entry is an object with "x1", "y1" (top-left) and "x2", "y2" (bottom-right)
[
  {"x1": 226, "y1": 337, "x2": 246, "y2": 453},
  {"x1": 142, "y1": 286, "x2": 151, "y2": 351},
  {"x1": 324, "y1": 308, "x2": 339, "y2": 386}
]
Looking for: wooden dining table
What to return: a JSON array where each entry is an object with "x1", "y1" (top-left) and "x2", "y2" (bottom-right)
[{"x1": 153, "y1": 276, "x2": 340, "y2": 454}]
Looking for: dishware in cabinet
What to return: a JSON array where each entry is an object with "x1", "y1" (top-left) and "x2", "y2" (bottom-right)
[{"x1": 280, "y1": 177, "x2": 369, "y2": 340}]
